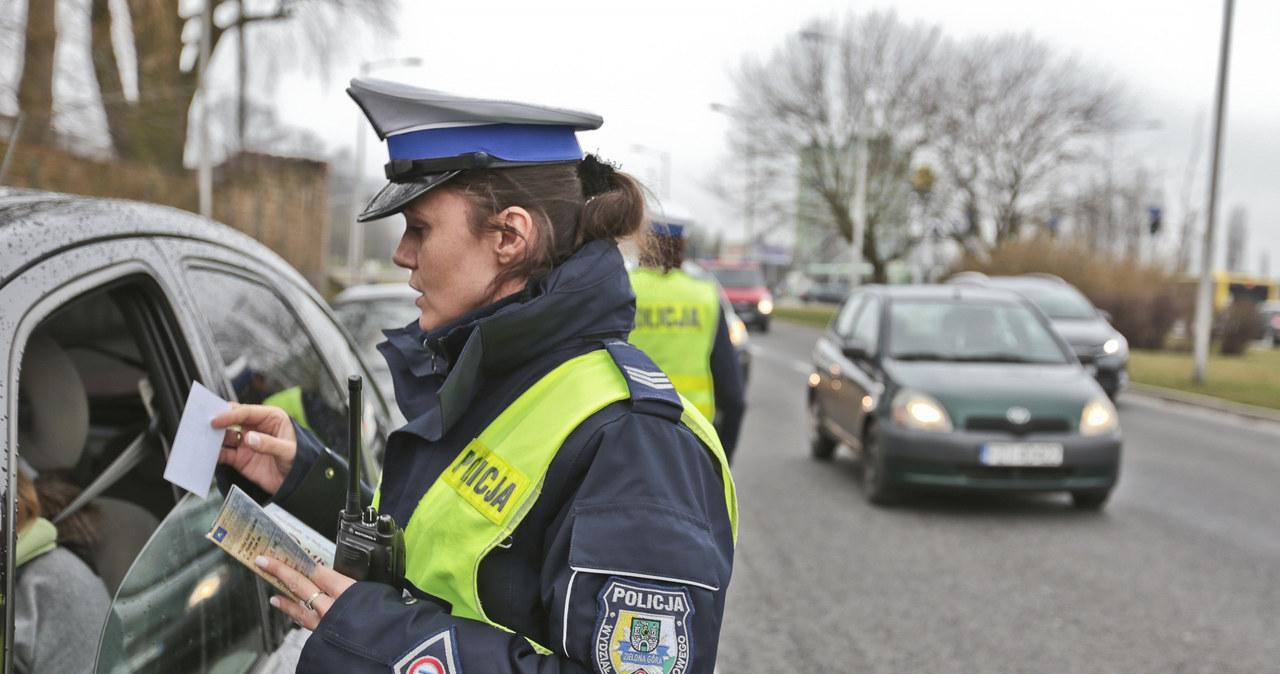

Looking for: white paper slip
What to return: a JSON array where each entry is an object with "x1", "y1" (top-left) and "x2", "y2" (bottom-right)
[{"x1": 164, "y1": 381, "x2": 232, "y2": 497}]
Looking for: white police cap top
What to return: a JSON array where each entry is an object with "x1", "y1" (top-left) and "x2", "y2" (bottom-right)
[{"x1": 348, "y1": 77, "x2": 603, "y2": 221}]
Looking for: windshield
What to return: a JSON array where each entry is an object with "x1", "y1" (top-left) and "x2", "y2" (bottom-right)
[
  {"x1": 887, "y1": 298, "x2": 1072, "y2": 364},
  {"x1": 708, "y1": 268, "x2": 766, "y2": 288},
  {"x1": 1006, "y1": 283, "x2": 1099, "y2": 320}
]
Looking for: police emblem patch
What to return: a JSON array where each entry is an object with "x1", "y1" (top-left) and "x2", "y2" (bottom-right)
[
  {"x1": 393, "y1": 626, "x2": 462, "y2": 674},
  {"x1": 594, "y1": 577, "x2": 693, "y2": 674}
]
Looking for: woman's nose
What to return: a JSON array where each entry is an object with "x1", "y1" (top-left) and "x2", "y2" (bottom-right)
[{"x1": 392, "y1": 235, "x2": 414, "y2": 269}]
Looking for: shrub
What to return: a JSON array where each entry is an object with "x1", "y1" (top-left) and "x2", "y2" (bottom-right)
[{"x1": 1217, "y1": 301, "x2": 1262, "y2": 356}]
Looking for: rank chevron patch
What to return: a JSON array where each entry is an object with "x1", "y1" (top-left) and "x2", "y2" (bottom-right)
[{"x1": 622, "y1": 365, "x2": 675, "y2": 390}]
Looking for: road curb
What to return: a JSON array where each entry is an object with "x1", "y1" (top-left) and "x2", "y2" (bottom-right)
[{"x1": 1126, "y1": 382, "x2": 1280, "y2": 425}]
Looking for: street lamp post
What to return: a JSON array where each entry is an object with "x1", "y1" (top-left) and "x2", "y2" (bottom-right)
[
  {"x1": 1193, "y1": 0, "x2": 1236, "y2": 383},
  {"x1": 347, "y1": 57, "x2": 423, "y2": 286},
  {"x1": 708, "y1": 103, "x2": 761, "y2": 260},
  {"x1": 630, "y1": 143, "x2": 671, "y2": 200}
]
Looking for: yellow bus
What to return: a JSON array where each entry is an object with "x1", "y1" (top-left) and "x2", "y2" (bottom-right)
[{"x1": 1181, "y1": 272, "x2": 1280, "y2": 310}]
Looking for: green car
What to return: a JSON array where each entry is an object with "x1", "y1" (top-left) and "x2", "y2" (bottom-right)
[{"x1": 808, "y1": 284, "x2": 1122, "y2": 509}]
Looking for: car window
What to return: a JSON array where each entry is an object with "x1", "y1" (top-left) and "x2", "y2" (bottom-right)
[
  {"x1": 889, "y1": 299, "x2": 1071, "y2": 363},
  {"x1": 848, "y1": 296, "x2": 881, "y2": 353},
  {"x1": 833, "y1": 295, "x2": 866, "y2": 338},
  {"x1": 95, "y1": 489, "x2": 266, "y2": 674},
  {"x1": 1010, "y1": 283, "x2": 1098, "y2": 320},
  {"x1": 185, "y1": 266, "x2": 389, "y2": 471},
  {"x1": 708, "y1": 267, "x2": 766, "y2": 287}
]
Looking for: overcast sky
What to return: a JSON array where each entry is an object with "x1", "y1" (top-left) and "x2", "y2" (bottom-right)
[{"x1": 12, "y1": 0, "x2": 1277, "y2": 276}]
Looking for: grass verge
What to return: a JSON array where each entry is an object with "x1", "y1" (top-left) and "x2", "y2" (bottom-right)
[
  {"x1": 772, "y1": 305, "x2": 836, "y2": 327},
  {"x1": 1128, "y1": 347, "x2": 1280, "y2": 411}
]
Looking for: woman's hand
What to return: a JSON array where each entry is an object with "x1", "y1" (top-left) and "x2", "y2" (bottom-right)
[
  {"x1": 257, "y1": 555, "x2": 355, "y2": 630},
  {"x1": 212, "y1": 403, "x2": 298, "y2": 495}
]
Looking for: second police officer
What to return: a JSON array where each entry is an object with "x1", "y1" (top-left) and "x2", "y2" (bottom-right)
[
  {"x1": 212, "y1": 77, "x2": 737, "y2": 674},
  {"x1": 628, "y1": 216, "x2": 747, "y2": 462}
]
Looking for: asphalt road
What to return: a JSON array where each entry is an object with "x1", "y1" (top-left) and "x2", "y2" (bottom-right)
[{"x1": 714, "y1": 320, "x2": 1280, "y2": 673}]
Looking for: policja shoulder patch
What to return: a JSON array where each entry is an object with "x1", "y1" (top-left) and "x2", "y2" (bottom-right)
[
  {"x1": 594, "y1": 577, "x2": 693, "y2": 674},
  {"x1": 394, "y1": 626, "x2": 462, "y2": 674}
]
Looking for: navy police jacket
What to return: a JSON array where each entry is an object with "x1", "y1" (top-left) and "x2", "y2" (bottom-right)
[{"x1": 274, "y1": 240, "x2": 735, "y2": 673}]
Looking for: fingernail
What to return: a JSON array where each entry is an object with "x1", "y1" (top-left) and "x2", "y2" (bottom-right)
[
  {"x1": 255, "y1": 555, "x2": 269, "y2": 569},
  {"x1": 246, "y1": 432, "x2": 260, "y2": 447},
  {"x1": 269, "y1": 596, "x2": 280, "y2": 609}
]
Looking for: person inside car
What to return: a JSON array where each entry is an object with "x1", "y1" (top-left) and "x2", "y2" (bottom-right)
[
  {"x1": 213, "y1": 79, "x2": 737, "y2": 673},
  {"x1": 10, "y1": 464, "x2": 113, "y2": 673}
]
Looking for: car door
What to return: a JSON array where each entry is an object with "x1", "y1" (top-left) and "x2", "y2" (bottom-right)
[
  {"x1": 2, "y1": 236, "x2": 283, "y2": 674},
  {"x1": 812, "y1": 294, "x2": 864, "y2": 445},
  {"x1": 836, "y1": 295, "x2": 883, "y2": 451}
]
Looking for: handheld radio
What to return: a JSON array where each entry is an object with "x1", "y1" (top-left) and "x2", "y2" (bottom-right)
[{"x1": 332, "y1": 375, "x2": 405, "y2": 586}]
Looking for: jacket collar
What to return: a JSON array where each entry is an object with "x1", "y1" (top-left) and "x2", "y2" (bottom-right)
[{"x1": 379, "y1": 239, "x2": 636, "y2": 440}]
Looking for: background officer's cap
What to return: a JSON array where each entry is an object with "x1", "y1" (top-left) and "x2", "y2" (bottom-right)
[{"x1": 348, "y1": 77, "x2": 604, "y2": 221}]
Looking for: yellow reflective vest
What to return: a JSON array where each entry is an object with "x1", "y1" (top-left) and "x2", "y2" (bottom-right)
[
  {"x1": 627, "y1": 268, "x2": 720, "y2": 420},
  {"x1": 373, "y1": 349, "x2": 737, "y2": 653}
]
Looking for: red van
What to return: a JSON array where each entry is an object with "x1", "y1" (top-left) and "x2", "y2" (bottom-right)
[{"x1": 701, "y1": 259, "x2": 773, "y2": 332}]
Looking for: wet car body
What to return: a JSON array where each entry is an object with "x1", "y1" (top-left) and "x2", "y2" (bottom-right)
[
  {"x1": 0, "y1": 188, "x2": 392, "y2": 672},
  {"x1": 808, "y1": 284, "x2": 1122, "y2": 509}
]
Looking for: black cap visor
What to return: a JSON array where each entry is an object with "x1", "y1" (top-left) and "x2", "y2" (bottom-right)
[{"x1": 357, "y1": 170, "x2": 462, "y2": 222}]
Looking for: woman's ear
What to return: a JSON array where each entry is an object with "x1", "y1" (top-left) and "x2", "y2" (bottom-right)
[{"x1": 494, "y1": 206, "x2": 535, "y2": 266}]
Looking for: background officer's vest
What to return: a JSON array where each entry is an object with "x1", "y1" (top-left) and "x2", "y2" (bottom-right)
[
  {"x1": 376, "y1": 348, "x2": 737, "y2": 653},
  {"x1": 628, "y1": 268, "x2": 720, "y2": 420}
]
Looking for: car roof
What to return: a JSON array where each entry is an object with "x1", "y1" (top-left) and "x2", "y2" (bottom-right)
[
  {"x1": 946, "y1": 272, "x2": 1073, "y2": 289},
  {"x1": 859, "y1": 283, "x2": 1031, "y2": 305},
  {"x1": 0, "y1": 187, "x2": 297, "y2": 286},
  {"x1": 332, "y1": 283, "x2": 417, "y2": 305}
]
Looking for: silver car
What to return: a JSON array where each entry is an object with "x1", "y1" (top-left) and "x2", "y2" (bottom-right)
[{"x1": 1, "y1": 188, "x2": 393, "y2": 672}]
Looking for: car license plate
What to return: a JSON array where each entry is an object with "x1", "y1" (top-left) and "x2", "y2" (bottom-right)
[{"x1": 980, "y1": 442, "x2": 1064, "y2": 467}]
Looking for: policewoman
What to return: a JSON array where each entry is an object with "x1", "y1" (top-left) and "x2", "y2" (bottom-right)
[
  {"x1": 628, "y1": 219, "x2": 746, "y2": 462},
  {"x1": 212, "y1": 77, "x2": 736, "y2": 674}
]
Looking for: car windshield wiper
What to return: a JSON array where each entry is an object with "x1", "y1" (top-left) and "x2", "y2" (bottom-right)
[
  {"x1": 950, "y1": 353, "x2": 1036, "y2": 363},
  {"x1": 891, "y1": 351, "x2": 952, "y2": 361}
]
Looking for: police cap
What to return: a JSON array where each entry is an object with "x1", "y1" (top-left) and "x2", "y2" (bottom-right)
[{"x1": 348, "y1": 77, "x2": 604, "y2": 222}]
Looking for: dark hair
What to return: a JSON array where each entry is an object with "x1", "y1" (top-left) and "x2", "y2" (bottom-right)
[
  {"x1": 448, "y1": 155, "x2": 646, "y2": 297},
  {"x1": 638, "y1": 231, "x2": 687, "y2": 273}
]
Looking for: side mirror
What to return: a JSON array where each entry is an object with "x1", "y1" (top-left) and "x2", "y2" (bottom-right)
[{"x1": 842, "y1": 344, "x2": 870, "y2": 361}]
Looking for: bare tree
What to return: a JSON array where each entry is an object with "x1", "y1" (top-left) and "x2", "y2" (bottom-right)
[
  {"x1": 12, "y1": 0, "x2": 397, "y2": 170},
  {"x1": 16, "y1": 0, "x2": 54, "y2": 146},
  {"x1": 727, "y1": 10, "x2": 945, "y2": 283},
  {"x1": 927, "y1": 33, "x2": 1129, "y2": 252}
]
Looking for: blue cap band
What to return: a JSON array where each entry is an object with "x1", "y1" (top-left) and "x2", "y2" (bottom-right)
[
  {"x1": 650, "y1": 222, "x2": 684, "y2": 237},
  {"x1": 388, "y1": 123, "x2": 584, "y2": 164}
]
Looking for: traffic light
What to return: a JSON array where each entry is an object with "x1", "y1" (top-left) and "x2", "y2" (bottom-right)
[{"x1": 1147, "y1": 206, "x2": 1162, "y2": 235}]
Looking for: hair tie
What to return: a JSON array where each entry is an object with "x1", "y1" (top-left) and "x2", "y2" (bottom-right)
[{"x1": 578, "y1": 154, "x2": 618, "y2": 198}]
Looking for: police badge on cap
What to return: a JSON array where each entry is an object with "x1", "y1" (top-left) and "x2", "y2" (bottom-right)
[{"x1": 347, "y1": 77, "x2": 604, "y2": 222}]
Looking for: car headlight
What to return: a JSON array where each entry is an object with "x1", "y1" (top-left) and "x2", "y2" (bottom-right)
[
  {"x1": 891, "y1": 389, "x2": 953, "y2": 432},
  {"x1": 758, "y1": 295, "x2": 774, "y2": 315},
  {"x1": 729, "y1": 317, "x2": 748, "y2": 346},
  {"x1": 1079, "y1": 397, "x2": 1119, "y2": 436}
]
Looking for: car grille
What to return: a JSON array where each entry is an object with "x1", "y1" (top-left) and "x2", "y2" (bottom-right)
[{"x1": 964, "y1": 416, "x2": 1071, "y2": 433}]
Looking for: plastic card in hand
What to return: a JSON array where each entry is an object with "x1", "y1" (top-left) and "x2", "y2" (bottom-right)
[{"x1": 206, "y1": 485, "x2": 336, "y2": 601}]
